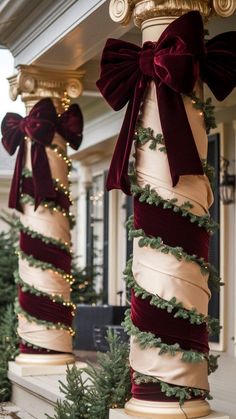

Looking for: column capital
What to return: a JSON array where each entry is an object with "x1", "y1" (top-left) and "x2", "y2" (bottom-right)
[
  {"x1": 109, "y1": 0, "x2": 236, "y2": 27},
  {"x1": 8, "y1": 64, "x2": 84, "y2": 113}
]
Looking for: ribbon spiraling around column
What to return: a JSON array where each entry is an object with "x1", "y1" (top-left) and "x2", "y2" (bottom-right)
[
  {"x1": 1, "y1": 98, "x2": 83, "y2": 355},
  {"x1": 97, "y1": 10, "x2": 236, "y2": 406}
]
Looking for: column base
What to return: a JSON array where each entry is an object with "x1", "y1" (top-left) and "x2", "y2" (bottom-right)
[
  {"x1": 125, "y1": 398, "x2": 211, "y2": 418},
  {"x1": 15, "y1": 353, "x2": 75, "y2": 366}
]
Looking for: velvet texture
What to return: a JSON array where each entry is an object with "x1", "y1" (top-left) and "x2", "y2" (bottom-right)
[
  {"x1": 1, "y1": 98, "x2": 83, "y2": 212},
  {"x1": 21, "y1": 177, "x2": 71, "y2": 210},
  {"x1": 20, "y1": 232, "x2": 71, "y2": 273},
  {"x1": 19, "y1": 342, "x2": 60, "y2": 354},
  {"x1": 18, "y1": 287, "x2": 73, "y2": 326},
  {"x1": 131, "y1": 290, "x2": 209, "y2": 353},
  {"x1": 134, "y1": 197, "x2": 209, "y2": 260},
  {"x1": 131, "y1": 370, "x2": 203, "y2": 402},
  {"x1": 96, "y1": 11, "x2": 236, "y2": 195}
]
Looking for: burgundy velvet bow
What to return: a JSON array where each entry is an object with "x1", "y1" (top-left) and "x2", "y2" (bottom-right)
[
  {"x1": 96, "y1": 11, "x2": 236, "y2": 194},
  {"x1": 1, "y1": 97, "x2": 83, "y2": 212}
]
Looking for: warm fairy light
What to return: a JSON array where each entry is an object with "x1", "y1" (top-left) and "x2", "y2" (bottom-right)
[{"x1": 61, "y1": 91, "x2": 71, "y2": 111}]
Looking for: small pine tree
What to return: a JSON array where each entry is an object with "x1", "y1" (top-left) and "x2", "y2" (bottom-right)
[
  {"x1": 0, "y1": 211, "x2": 19, "y2": 401},
  {"x1": 48, "y1": 330, "x2": 131, "y2": 419},
  {"x1": 0, "y1": 211, "x2": 18, "y2": 317},
  {"x1": 0, "y1": 304, "x2": 19, "y2": 402}
]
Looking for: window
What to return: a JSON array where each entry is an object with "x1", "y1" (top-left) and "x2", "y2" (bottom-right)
[
  {"x1": 86, "y1": 173, "x2": 109, "y2": 303},
  {"x1": 208, "y1": 133, "x2": 220, "y2": 343}
]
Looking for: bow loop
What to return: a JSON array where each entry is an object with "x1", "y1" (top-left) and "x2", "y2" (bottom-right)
[
  {"x1": 58, "y1": 104, "x2": 84, "y2": 150},
  {"x1": 97, "y1": 11, "x2": 236, "y2": 194},
  {"x1": 1, "y1": 113, "x2": 24, "y2": 155},
  {"x1": 1, "y1": 98, "x2": 84, "y2": 212},
  {"x1": 201, "y1": 32, "x2": 236, "y2": 101}
]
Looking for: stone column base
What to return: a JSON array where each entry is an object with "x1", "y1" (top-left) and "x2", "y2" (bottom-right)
[
  {"x1": 109, "y1": 407, "x2": 229, "y2": 419},
  {"x1": 15, "y1": 353, "x2": 75, "y2": 366},
  {"x1": 124, "y1": 398, "x2": 210, "y2": 418}
]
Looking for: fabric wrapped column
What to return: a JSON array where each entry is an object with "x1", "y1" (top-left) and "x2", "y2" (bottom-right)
[
  {"x1": 1, "y1": 98, "x2": 83, "y2": 364},
  {"x1": 97, "y1": 8, "x2": 236, "y2": 417}
]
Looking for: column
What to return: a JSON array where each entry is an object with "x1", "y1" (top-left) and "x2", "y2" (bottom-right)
[
  {"x1": 8, "y1": 64, "x2": 83, "y2": 365},
  {"x1": 108, "y1": 1, "x2": 235, "y2": 418}
]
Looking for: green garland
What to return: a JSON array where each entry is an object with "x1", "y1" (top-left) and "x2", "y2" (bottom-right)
[
  {"x1": 134, "y1": 126, "x2": 166, "y2": 152},
  {"x1": 133, "y1": 371, "x2": 212, "y2": 406},
  {"x1": 127, "y1": 217, "x2": 223, "y2": 291},
  {"x1": 18, "y1": 249, "x2": 74, "y2": 284},
  {"x1": 15, "y1": 302, "x2": 74, "y2": 334},
  {"x1": 187, "y1": 92, "x2": 216, "y2": 134},
  {"x1": 129, "y1": 174, "x2": 218, "y2": 234},
  {"x1": 201, "y1": 159, "x2": 216, "y2": 189},
  {"x1": 20, "y1": 193, "x2": 75, "y2": 229},
  {"x1": 123, "y1": 311, "x2": 218, "y2": 373},
  {"x1": 14, "y1": 271, "x2": 75, "y2": 309},
  {"x1": 124, "y1": 258, "x2": 220, "y2": 336},
  {"x1": 15, "y1": 218, "x2": 71, "y2": 253}
]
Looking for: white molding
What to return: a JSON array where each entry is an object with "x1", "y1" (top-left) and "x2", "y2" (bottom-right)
[
  {"x1": 1, "y1": 0, "x2": 132, "y2": 68},
  {"x1": 232, "y1": 120, "x2": 236, "y2": 357},
  {"x1": 74, "y1": 109, "x2": 124, "y2": 155},
  {"x1": 209, "y1": 123, "x2": 226, "y2": 352}
]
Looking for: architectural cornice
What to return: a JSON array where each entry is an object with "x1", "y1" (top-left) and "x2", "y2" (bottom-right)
[{"x1": 0, "y1": 0, "x2": 132, "y2": 69}]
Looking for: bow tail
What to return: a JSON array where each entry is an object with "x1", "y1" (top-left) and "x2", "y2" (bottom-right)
[
  {"x1": 157, "y1": 84, "x2": 203, "y2": 186},
  {"x1": 106, "y1": 79, "x2": 147, "y2": 195},
  {"x1": 31, "y1": 143, "x2": 56, "y2": 210},
  {"x1": 8, "y1": 142, "x2": 25, "y2": 212}
]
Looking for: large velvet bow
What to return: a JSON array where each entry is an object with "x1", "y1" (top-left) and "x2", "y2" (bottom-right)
[
  {"x1": 96, "y1": 11, "x2": 236, "y2": 194},
  {"x1": 1, "y1": 97, "x2": 83, "y2": 211}
]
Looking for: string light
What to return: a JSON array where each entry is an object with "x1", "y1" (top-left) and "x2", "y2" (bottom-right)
[{"x1": 61, "y1": 90, "x2": 71, "y2": 111}]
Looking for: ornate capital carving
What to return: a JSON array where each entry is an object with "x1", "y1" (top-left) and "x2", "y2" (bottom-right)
[
  {"x1": 212, "y1": 0, "x2": 236, "y2": 17},
  {"x1": 8, "y1": 65, "x2": 84, "y2": 113},
  {"x1": 109, "y1": 0, "x2": 236, "y2": 27}
]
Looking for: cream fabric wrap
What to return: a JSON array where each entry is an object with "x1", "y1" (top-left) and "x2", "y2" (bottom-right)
[
  {"x1": 130, "y1": 338, "x2": 209, "y2": 391},
  {"x1": 19, "y1": 258, "x2": 71, "y2": 300},
  {"x1": 131, "y1": 83, "x2": 211, "y2": 389},
  {"x1": 18, "y1": 314, "x2": 72, "y2": 353},
  {"x1": 18, "y1": 132, "x2": 73, "y2": 352},
  {"x1": 132, "y1": 239, "x2": 210, "y2": 315},
  {"x1": 21, "y1": 205, "x2": 70, "y2": 244},
  {"x1": 136, "y1": 82, "x2": 214, "y2": 216}
]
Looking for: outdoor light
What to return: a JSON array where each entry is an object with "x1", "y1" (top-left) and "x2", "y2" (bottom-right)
[{"x1": 219, "y1": 157, "x2": 235, "y2": 205}]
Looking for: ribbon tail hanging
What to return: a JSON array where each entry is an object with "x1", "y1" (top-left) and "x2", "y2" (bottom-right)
[
  {"x1": 157, "y1": 84, "x2": 203, "y2": 187},
  {"x1": 31, "y1": 143, "x2": 56, "y2": 210},
  {"x1": 106, "y1": 79, "x2": 147, "y2": 195},
  {"x1": 8, "y1": 141, "x2": 25, "y2": 212}
]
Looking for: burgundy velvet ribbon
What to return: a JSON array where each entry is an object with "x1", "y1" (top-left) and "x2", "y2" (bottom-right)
[
  {"x1": 18, "y1": 287, "x2": 73, "y2": 326},
  {"x1": 131, "y1": 370, "x2": 203, "y2": 402},
  {"x1": 134, "y1": 197, "x2": 209, "y2": 261},
  {"x1": 19, "y1": 342, "x2": 60, "y2": 354},
  {"x1": 1, "y1": 98, "x2": 83, "y2": 212},
  {"x1": 21, "y1": 177, "x2": 71, "y2": 210},
  {"x1": 20, "y1": 232, "x2": 71, "y2": 273},
  {"x1": 131, "y1": 290, "x2": 209, "y2": 353},
  {"x1": 96, "y1": 11, "x2": 236, "y2": 194}
]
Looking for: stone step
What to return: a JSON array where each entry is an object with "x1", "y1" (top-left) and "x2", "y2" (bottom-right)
[
  {"x1": 8, "y1": 361, "x2": 87, "y2": 419},
  {"x1": 0, "y1": 402, "x2": 34, "y2": 419}
]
